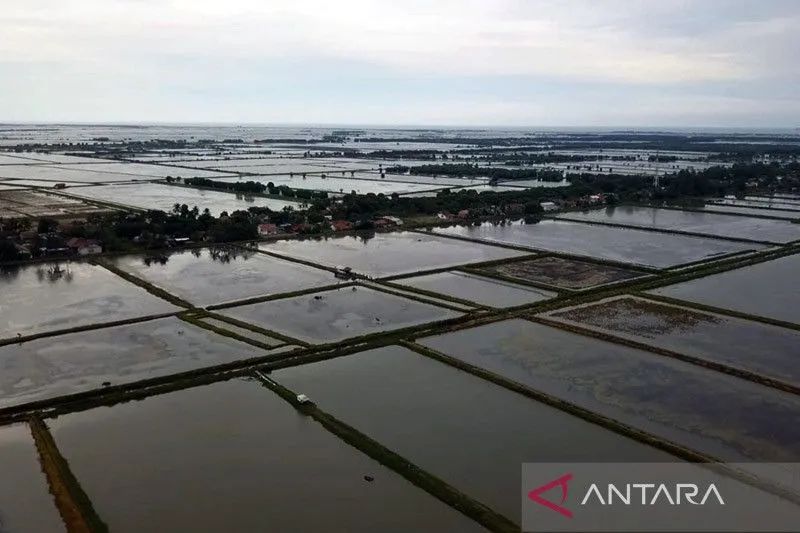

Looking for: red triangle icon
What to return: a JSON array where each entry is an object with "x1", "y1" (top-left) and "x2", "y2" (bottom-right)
[{"x1": 528, "y1": 473, "x2": 574, "y2": 518}]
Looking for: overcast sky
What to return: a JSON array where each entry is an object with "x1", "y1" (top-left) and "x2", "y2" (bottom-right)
[{"x1": 2, "y1": 0, "x2": 798, "y2": 127}]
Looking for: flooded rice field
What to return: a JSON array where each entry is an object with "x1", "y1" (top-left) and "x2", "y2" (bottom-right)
[
  {"x1": 66, "y1": 183, "x2": 301, "y2": 215},
  {"x1": 110, "y1": 247, "x2": 335, "y2": 306},
  {"x1": 546, "y1": 296, "x2": 800, "y2": 386},
  {"x1": 0, "y1": 261, "x2": 178, "y2": 339},
  {"x1": 558, "y1": 206, "x2": 800, "y2": 243},
  {"x1": 648, "y1": 253, "x2": 800, "y2": 324},
  {"x1": 432, "y1": 220, "x2": 761, "y2": 268},
  {"x1": 0, "y1": 163, "x2": 230, "y2": 183},
  {"x1": 349, "y1": 172, "x2": 489, "y2": 187},
  {"x1": 709, "y1": 198, "x2": 800, "y2": 211},
  {"x1": 219, "y1": 285, "x2": 461, "y2": 343},
  {"x1": 259, "y1": 231, "x2": 525, "y2": 277},
  {"x1": 274, "y1": 345, "x2": 675, "y2": 520},
  {"x1": 0, "y1": 189, "x2": 111, "y2": 218},
  {"x1": 46, "y1": 379, "x2": 481, "y2": 532},
  {"x1": 0, "y1": 317, "x2": 262, "y2": 408},
  {"x1": 479, "y1": 256, "x2": 647, "y2": 289},
  {"x1": 0, "y1": 423, "x2": 65, "y2": 532},
  {"x1": 417, "y1": 319, "x2": 800, "y2": 462},
  {"x1": 395, "y1": 271, "x2": 555, "y2": 307},
  {"x1": 217, "y1": 174, "x2": 443, "y2": 195},
  {"x1": 199, "y1": 317, "x2": 287, "y2": 346},
  {"x1": 699, "y1": 203, "x2": 800, "y2": 219}
]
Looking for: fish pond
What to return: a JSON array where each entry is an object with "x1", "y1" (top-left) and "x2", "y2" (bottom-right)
[
  {"x1": 0, "y1": 423, "x2": 65, "y2": 532},
  {"x1": 479, "y1": 256, "x2": 647, "y2": 289},
  {"x1": 111, "y1": 248, "x2": 336, "y2": 306},
  {"x1": 558, "y1": 206, "x2": 800, "y2": 243},
  {"x1": 219, "y1": 285, "x2": 461, "y2": 343},
  {"x1": 0, "y1": 261, "x2": 178, "y2": 339},
  {"x1": 274, "y1": 345, "x2": 676, "y2": 521},
  {"x1": 545, "y1": 296, "x2": 800, "y2": 386},
  {"x1": 259, "y1": 231, "x2": 526, "y2": 277},
  {"x1": 0, "y1": 316, "x2": 263, "y2": 408},
  {"x1": 417, "y1": 319, "x2": 800, "y2": 462},
  {"x1": 432, "y1": 220, "x2": 761, "y2": 268},
  {"x1": 648, "y1": 253, "x2": 800, "y2": 325},
  {"x1": 46, "y1": 379, "x2": 482, "y2": 532},
  {"x1": 395, "y1": 271, "x2": 555, "y2": 308}
]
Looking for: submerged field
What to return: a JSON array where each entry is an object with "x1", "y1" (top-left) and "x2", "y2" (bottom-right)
[
  {"x1": 274, "y1": 345, "x2": 674, "y2": 519},
  {"x1": 259, "y1": 231, "x2": 526, "y2": 277},
  {"x1": 395, "y1": 271, "x2": 555, "y2": 307},
  {"x1": 479, "y1": 255, "x2": 647, "y2": 289},
  {"x1": 219, "y1": 285, "x2": 461, "y2": 343},
  {"x1": 432, "y1": 219, "x2": 761, "y2": 268},
  {"x1": 546, "y1": 296, "x2": 800, "y2": 386},
  {"x1": 0, "y1": 261, "x2": 178, "y2": 339},
  {"x1": 417, "y1": 319, "x2": 800, "y2": 462},
  {"x1": 648, "y1": 253, "x2": 800, "y2": 324},
  {"x1": 110, "y1": 247, "x2": 336, "y2": 306},
  {"x1": 47, "y1": 379, "x2": 481, "y2": 532}
]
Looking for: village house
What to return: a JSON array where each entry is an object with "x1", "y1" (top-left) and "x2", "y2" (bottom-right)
[
  {"x1": 330, "y1": 220, "x2": 353, "y2": 232},
  {"x1": 66, "y1": 237, "x2": 102, "y2": 256},
  {"x1": 540, "y1": 201, "x2": 559, "y2": 212},
  {"x1": 258, "y1": 223, "x2": 279, "y2": 236}
]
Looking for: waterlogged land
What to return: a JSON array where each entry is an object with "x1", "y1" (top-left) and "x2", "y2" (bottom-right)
[
  {"x1": 274, "y1": 346, "x2": 675, "y2": 520},
  {"x1": 432, "y1": 220, "x2": 761, "y2": 268},
  {"x1": 66, "y1": 182, "x2": 301, "y2": 215},
  {"x1": 47, "y1": 379, "x2": 482, "y2": 533},
  {"x1": 0, "y1": 317, "x2": 262, "y2": 408},
  {"x1": 220, "y1": 285, "x2": 461, "y2": 343},
  {"x1": 111, "y1": 247, "x2": 336, "y2": 306},
  {"x1": 546, "y1": 296, "x2": 800, "y2": 386},
  {"x1": 395, "y1": 271, "x2": 555, "y2": 308},
  {"x1": 0, "y1": 262, "x2": 177, "y2": 339},
  {"x1": 0, "y1": 423, "x2": 65, "y2": 532},
  {"x1": 558, "y1": 206, "x2": 800, "y2": 243},
  {"x1": 260, "y1": 231, "x2": 526, "y2": 277},
  {"x1": 649, "y1": 253, "x2": 800, "y2": 324},
  {"x1": 480, "y1": 256, "x2": 647, "y2": 289},
  {"x1": 418, "y1": 319, "x2": 800, "y2": 462}
]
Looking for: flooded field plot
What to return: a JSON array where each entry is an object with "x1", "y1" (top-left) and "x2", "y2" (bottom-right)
[
  {"x1": 709, "y1": 198, "x2": 800, "y2": 211},
  {"x1": 395, "y1": 271, "x2": 555, "y2": 308},
  {"x1": 218, "y1": 174, "x2": 443, "y2": 195},
  {"x1": 260, "y1": 231, "x2": 525, "y2": 277},
  {"x1": 47, "y1": 379, "x2": 481, "y2": 533},
  {"x1": 0, "y1": 182, "x2": 25, "y2": 191},
  {"x1": 66, "y1": 183, "x2": 301, "y2": 215},
  {"x1": 699, "y1": 204, "x2": 800, "y2": 220},
  {"x1": 0, "y1": 178, "x2": 93, "y2": 188},
  {"x1": 275, "y1": 346, "x2": 675, "y2": 520},
  {"x1": 746, "y1": 195, "x2": 800, "y2": 205},
  {"x1": 349, "y1": 171, "x2": 488, "y2": 187},
  {"x1": 0, "y1": 423, "x2": 65, "y2": 532},
  {"x1": 111, "y1": 248, "x2": 335, "y2": 306},
  {"x1": 199, "y1": 317, "x2": 286, "y2": 346},
  {"x1": 432, "y1": 220, "x2": 760, "y2": 268},
  {"x1": 451, "y1": 184, "x2": 527, "y2": 193},
  {"x1": 0, "y1": 317, "x2": 262, "y2": 408},
  {"x1": 418, "y1": 319, "x2": 800, "y2": 462},
  {"x1": 480, "y1": 256, "x2": 647, "y2": 289},
  {"x1": 220, "y1": 285, "x2": 461, "y2": 343},
  {"x1": 0, "y1": 262, "x2": 178, "y2": 339},
  {"x1": 496, "y1": 178, "x2": 570, "y2": 188},
  {"x1": 546, "y1": 296, "x2": 800, "y2": 386},
  {"x1": 648, "y1": 253, "x2": 800, "y2": 324},
  {"x1": 558, "y1": 206, "x2": 800, "y2": 243},
  {"x1": 0, "y1": 163, "x2": 229, "y2": 183},
  {"x1": 0, "y1": 189, "x2": 111, "y2": 218}
]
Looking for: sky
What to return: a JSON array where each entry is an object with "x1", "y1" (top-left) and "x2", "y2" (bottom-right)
[{"x1": 1, "y1": 0, "x2": 799, "y2": 127}]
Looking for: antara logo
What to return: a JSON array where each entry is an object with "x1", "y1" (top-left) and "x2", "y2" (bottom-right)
[{"x1": 528, "y1": 473, "x2": 725, "y2": 519}]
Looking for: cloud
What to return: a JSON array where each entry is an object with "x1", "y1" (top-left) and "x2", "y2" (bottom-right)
[{"x1": 0, "y1": 0, "x2": 798, "y2": 125}]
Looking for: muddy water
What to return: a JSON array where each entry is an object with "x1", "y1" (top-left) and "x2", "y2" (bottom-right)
[
  {"x1": 220, "y1": 285, "x2": 461, "y2": 343},
  {"x1": 0, "y1": 423, "x2": 65, "y2": 532},
  {"x1": 418, "y1": 319, "x2": 800, "y2": 462},
  {"x1": 396, "y1": 271, "x2": 555, "y2": 307},
  {"x1": 47, "y1": 379, "x2": 483, "y2": 532},
  {"x1": 274, "y1": 346, "x2": 676, "y2": 520},
  {"x1": 0, "y1": 261, "x2": 177, "y2": 339}
]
